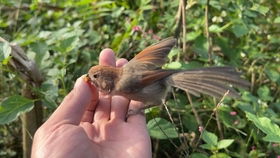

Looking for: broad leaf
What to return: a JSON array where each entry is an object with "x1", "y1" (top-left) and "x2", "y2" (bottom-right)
[
  {"x1": 30, "y1": 41, "x2": 49, "y2": 68},
  {"x1": 0, "y1": 95, "x2": 34, "y2": 124},
  {"x1": 257, "y1": 86, "x2": 273, "y2": 101},
  {"x1": 193, "y1": 35, "x2": 208, "y2": 59},
  {"x1": 164, "y1": 61, "x2": 182, "y2": 69},
  {"x1": 246, "y1": 112, "x2": 280, "y2": 143},
  {"x1": 210, "y1": 153, "x2": 231, "y2": 158},
  {"x1": 250, "y1": 4, "x2": 269, "y2": 15},
  {"x1": 231, "y1": 22, "x2": 249, "y2": 37},
  {"x1": 182, "y1": 113, "x2": 198, "y2": 131},
  {"x1": 274, "y1": 17, "x2": 280, "y2": 23},
  {"x1": 186, "y1": 31, "x2": 202, "y2": 41},
  {"x1": 0, "y1": 41, "x2": 12, "y2": 64},
  {"x1": 147, "y1": 117, "x2": 178, "y2": 139},
  {"x1": 200, "y1": 143, "x2": 216, "y2": 150},
  {"x1": 202, "y1": 130, "x2": 218, "y2": 146},
  {"x1": 190, "y1": 153, "x2": 209, "y2": 158},
  {"x1": 265, "y1": 67, "x2": 280, "y2": 84},
  {"x1": 217, "y1": 139, "x2": 234, "y2": 149},
  {"x1": 209, "y1": 24, "x2": 223, "y2": 33}
]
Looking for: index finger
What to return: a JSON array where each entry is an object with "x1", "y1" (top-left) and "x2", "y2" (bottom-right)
[{"x1": 93, "y1": 48, "x2": 116, "y2": 122}]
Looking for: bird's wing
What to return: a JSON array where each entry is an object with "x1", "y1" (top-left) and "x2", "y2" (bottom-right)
[
  {"x1": 120, "y1": 37, "x2": 176, "y2": 89},
  {"x1": 125, "y1": 37, "x2": 177, "y2": 70}
]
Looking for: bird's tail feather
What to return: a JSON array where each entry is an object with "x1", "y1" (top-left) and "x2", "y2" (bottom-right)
[{"x1": 166, "y1": 67, "x2": 250, "y2": 98}]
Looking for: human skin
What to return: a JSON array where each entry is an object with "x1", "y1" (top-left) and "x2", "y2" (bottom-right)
[{"x1": 31, "y1": 49, "x2": 152, "y2": 158}]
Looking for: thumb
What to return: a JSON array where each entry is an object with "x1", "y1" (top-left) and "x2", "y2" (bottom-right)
[{"x1": 46, "y1": 75, "x2": 98, "y2": 126}]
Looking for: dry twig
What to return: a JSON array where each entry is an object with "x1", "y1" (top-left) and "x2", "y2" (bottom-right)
[{"x1": 205, "y1": 0, "x2": 213, "y2": 62}]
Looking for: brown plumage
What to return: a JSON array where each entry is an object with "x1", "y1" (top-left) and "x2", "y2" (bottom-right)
[{"x1": 88, "y1": 37, "x2": 250, "y2": 107}]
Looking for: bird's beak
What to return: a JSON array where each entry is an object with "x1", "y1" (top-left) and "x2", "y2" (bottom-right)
[{"x1": 84, "y1": 74, "x2": 91, "y2": 83}]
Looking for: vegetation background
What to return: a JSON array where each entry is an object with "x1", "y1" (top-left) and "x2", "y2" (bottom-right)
[{"x1": 0, "y1": 0, "x2": 279, "y2": 157}]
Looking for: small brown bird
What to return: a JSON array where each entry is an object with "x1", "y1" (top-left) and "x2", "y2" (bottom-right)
[{"x1": 88, "y1": 37, "x2": 249, "y2": 110}]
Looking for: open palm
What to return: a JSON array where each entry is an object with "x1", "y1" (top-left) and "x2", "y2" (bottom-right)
[{"x1": 31, "y1": 49, "x2": 151, "y2": 158}]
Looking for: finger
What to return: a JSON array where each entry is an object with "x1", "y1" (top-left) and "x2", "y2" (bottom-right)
[
  {"x1": 126, "y1": 101, "x2": 146, "y2": 125},
  {"x1": 93, "y1": 94, "x2": 111, "y2": 122},
  {"x1": 93, "y1": 49, "x2": 116, "y2": 122},
  {"x1": 81, "y1": 91, "x2": 99, "y2": 123},
  {"x1": 116, "y1": 58, "x2": 128, "y2": 67},
  {"x1": 99, "y1": 48, "x2": 116, "y2": 66},
  {"x1": 47, "y1": 76, "x2": 98, "y2": 126},
  {"x1": 110, "y1": 96, "x2": 129, "y2": 121},
  {"x1": 110, "y1": 58, "x2": 129, "y2": 120}
]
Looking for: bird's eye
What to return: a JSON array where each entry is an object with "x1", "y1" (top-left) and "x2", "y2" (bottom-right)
[{"x1": 93, "y1": 74, "x2": 99, "y2": 78}]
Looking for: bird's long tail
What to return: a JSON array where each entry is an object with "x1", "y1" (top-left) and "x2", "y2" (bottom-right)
[{"x1": 166, "y1": 66, "x2": 250, "y2": 98}]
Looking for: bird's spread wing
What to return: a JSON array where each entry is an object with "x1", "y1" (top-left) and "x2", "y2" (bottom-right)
[
  {"x1": 120, "y1": 37, "x2": 177, "y2": 89},
  {"x1": 125, "y1": 37, "x2": 177, "y2": 70}
]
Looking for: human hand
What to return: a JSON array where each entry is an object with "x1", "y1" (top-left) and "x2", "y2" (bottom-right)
[{"x1": 31, "y1": 49, "x2": 152, "y2": 158}]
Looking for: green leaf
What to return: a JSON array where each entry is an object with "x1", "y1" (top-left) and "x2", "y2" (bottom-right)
[
  {"x1": 88, "y1": 30, "x2": 101, "y2": 44},
  {"x1": 41, "y1": 80, "x2": 58, "y2": 109},
  {"x1": 147, "y1": 117, "x2": 178, "y2": 139},
  {"x1": 181, "y1": 61, "x2": 203, "y2": 70},
  {"x1": 193, "y1": 35, "x2": 208, "y2": 59},
  {"x1": 59, "y1": 36, "x2": 79, "y2": 53},
  {"x1": 166, "y1": 93, "x2": 188, "y2": 108},
  {"x1": 30, "y1": 42, "x2": 48, "y2": 56},
  {"x1": 164, "y1": 61, "x2": 182, "y2": 69},
  {"x1": 250, "y1": 4, "x2": 269, "y2": 15},
  {"x1": 47, "y1": 68, "x2": 60, "y2": 77},
  {"x1": 249, "y1": 149, "x2": 266, "y2": 157},
  {"x1": 91, "y1": 1, "x2": 114, "y2": 8},
  {"x1": 241, "y1": 91, "x2": 258, "y2": 103},
  {"x1": 111, "y1": 33, "x2": 123, "y2": 51},
  {"x1": 190, "y1": 153, "x2": 209, "y2": 158},
  {"x1": 265, "y1": 67, "x2": 280, "y2": 84},
  {"x1": 244, "y1": 10, "x2": 258, "y2": 18},
  {"x1": 216, "y1": 36, "x2": 240, "y2": 62},
  {"x1": 186, "y1": 31, "x2": 202, "y2": 41},
  {"x1": 30, "y1": 42, "x2": 49, "y2": 68},
  {"x1": 274, "y1": 17, "x2": 280, "y2": 23},
  {"x1": 209, "y1": 24, "x2": 223, "y2": 33},
  {"x1": 0, "y1": 41, "x2": 11, "y2": 63},
  {"x1": 48, "y1": 26, "x2": 84, "y2": 53},
  {"x1": 235, "y1": 101, "x2": 255, "y2": 114},
  {"x1": 167, "y1": 48, "x2": 180, "y2": 60},
  {"x1": 210, "y1": 153, "x2": 231, "y2": 158},
  {"x1": 231, "y1": 23, "x2": 249, "y2": 37},
  {"x1": 202, "y1": 130, "x2": 218, "y2": 146},
  {"x1": 257, "y1": 86, "x2": 273, "y2": 101},
  {"x1": 200, "y1": 143, "x2": 216, "y2": 150},
  {"x1": 182, "y1": 113, "x2": 198, "y2": 131},
  {"x1": 246, "y1": 112, "x2": 280, "y2": 143},
  {"x1": 263, "y1": 134, "x2": 280, "y2": 143},
  {"x1": 141, "y1": 0, "x2": 152, "y2": 6},
  {"x1": 217, "y1": 139, "x2": 234, "y2": 149},
  {"x1": 209, "y1": 0, "x2": 221, "y2": 10},
  {"x1": 219, "y1": 106, "x2": 236, "y2": 127},
  {"x1": 2, "y1": 42, "x2": 11, "y2": 58},
  {"x1": 0, "y1": 95, "x2": 34, "y2": 124}
]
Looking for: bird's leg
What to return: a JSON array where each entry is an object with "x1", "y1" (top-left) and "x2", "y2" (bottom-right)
[
  {"x1": 126, "y1": 99, "x2": 168, "y2": 118},
  {"x1": 126, "y1": 104, "x2": 157, "y2": 117}
]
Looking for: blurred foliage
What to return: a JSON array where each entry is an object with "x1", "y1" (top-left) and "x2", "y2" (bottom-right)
[{"x1": 0, "y1": 0, "x2": 280, "y2": 157}]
